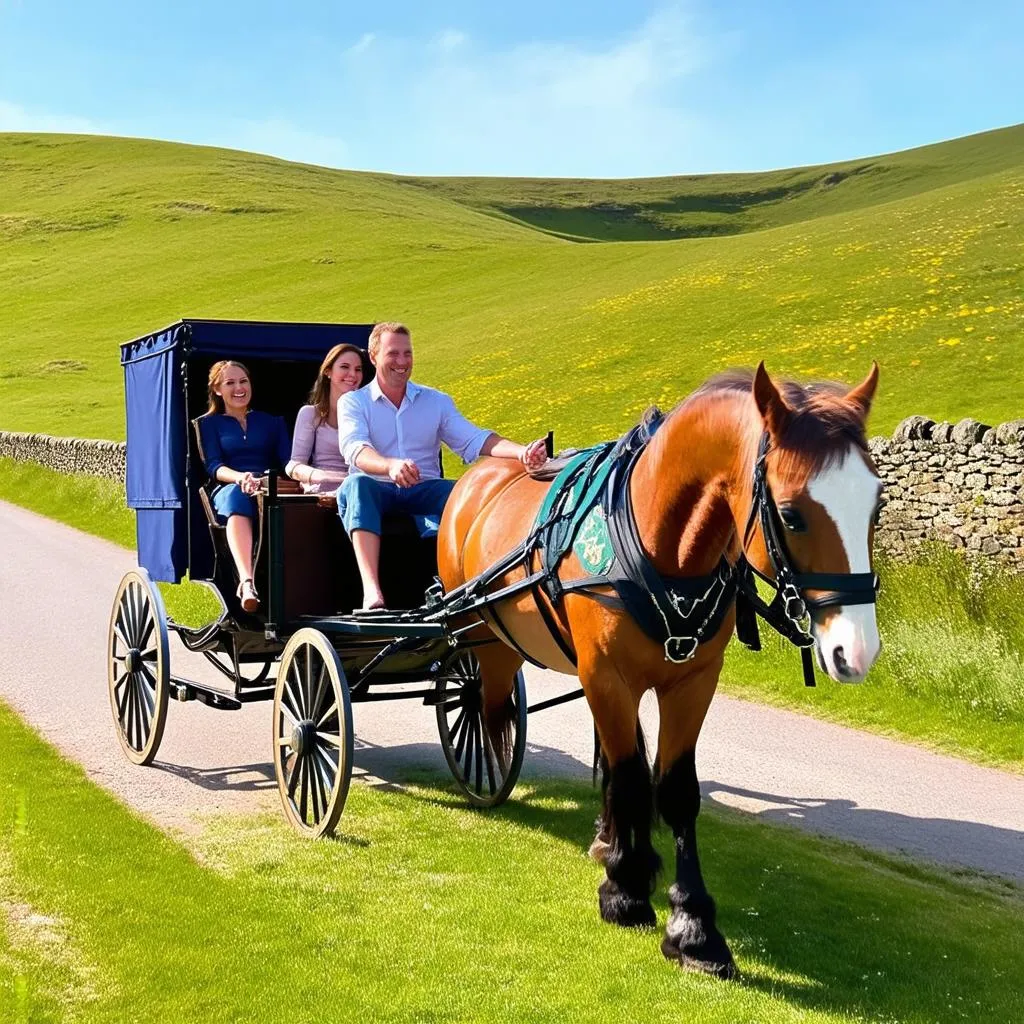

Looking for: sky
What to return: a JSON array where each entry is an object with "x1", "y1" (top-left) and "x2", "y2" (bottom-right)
[{"x1": 1, "y1": 0, "x2": 1022, "y2": 178}]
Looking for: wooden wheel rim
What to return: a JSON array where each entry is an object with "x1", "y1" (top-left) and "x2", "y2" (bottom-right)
[
  {"x1": 435, "y1": 650, "x2": 527, "y2": 808},
  {"x1": 273, "y1": 629, "x2": 353, "y2": 838},
  {"x1": 107, "y1": 568, "x2": 170, "y2": 766}
]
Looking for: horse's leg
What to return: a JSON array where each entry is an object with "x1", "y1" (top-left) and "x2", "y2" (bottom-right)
[
  {"x1": 583, "y1": 665, "x2": 660, "y2": 928},
  {"x1": 656, "y1": 672, "x2": 736, "y2": 979}
]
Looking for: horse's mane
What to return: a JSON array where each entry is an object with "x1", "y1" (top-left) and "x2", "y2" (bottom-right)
[{"x1": 655, "y1": 369, "x2": 869, "y2": 473}]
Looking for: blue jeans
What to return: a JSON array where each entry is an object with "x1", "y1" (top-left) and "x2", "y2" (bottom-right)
[{"x1": 337, "y1": 475, "x2": 456, "y2": 538}]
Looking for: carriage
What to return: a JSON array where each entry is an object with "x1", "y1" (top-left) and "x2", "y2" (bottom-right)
[{"x1": 107, "y1": 318, "x2": 580, "y2": 837}]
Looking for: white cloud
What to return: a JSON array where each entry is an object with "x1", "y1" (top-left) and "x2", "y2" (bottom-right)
[
  {"x1": 0, "y1": 99, "x2": 100, "y2": 134},
  {"x1": 340, "y1": 5, "x2": 711, "y2": 176},
  {"x1": 346, "y1": 32, "x2": 375, "y2": 56},
  {"x1": 434, "y1": 30, "x2": 467, "y2": 53},
  {"x1": 224, "y1": 117, "x2": 350, "y2": 170}
]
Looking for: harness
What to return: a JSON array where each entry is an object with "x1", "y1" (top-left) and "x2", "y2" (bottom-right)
[
  {"x1": 435, "y1": 419, "x2": 880, "y2": 685},
  {"x1": 732, "y1": 432, "x2": 881, "y2": 685}
]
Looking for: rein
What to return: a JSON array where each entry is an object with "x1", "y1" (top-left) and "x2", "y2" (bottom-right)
[{"x1": 733, "y1": 432, "x2": 880, "y2": 685}]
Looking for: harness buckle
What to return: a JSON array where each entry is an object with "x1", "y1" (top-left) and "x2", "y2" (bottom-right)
[
  {"x1": 782, "y1": 584, "x2": 807, "y2": 624},
  {"x1": 664, "y1": 636, "x2": 698, "y2": 663}
]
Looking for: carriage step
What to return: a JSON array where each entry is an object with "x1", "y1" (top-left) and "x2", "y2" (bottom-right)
[{"x1": 169, "y1": 677, "x2": 242, "y2": 711}]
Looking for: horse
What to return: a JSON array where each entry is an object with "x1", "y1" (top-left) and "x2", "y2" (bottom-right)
[{"x1": 436, "y1": 361, "x2": 883, "y2": 978}]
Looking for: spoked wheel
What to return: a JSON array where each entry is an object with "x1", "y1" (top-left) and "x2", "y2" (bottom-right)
[
  {"x1": 435, "y1": 650, "x2": 527, "y2": 808},
  {"x1": 273, "y1": 629, "x2": 353, "y2": 838},
  {"x1": 107, "y1": 568, "x2": 170, "y2": 766}
]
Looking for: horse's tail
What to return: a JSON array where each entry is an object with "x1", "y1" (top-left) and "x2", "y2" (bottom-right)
[{"x1": 490, "y1": 691, "x2": 517, "y2": 769}]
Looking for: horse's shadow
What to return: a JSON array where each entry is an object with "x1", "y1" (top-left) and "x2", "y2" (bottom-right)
[{"x1": 701, "y1": 779, "x2": 1024, "y2": 887}]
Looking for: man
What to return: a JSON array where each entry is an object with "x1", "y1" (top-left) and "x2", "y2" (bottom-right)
[{"x1": 337, "y1": 321, "x2": 548, "y2": 609}]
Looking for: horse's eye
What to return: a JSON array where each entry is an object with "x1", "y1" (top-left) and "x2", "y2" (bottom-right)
[{"x1": 779, "y1": 505, "x2": 807, "y2": 533}]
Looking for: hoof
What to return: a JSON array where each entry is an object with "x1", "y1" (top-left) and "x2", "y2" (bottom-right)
[
  {"x1": 599, "y1": 880, "x2": 656, "y2": 929},
  {"x1": 677, "y1": 953, "x2": 738, "y2": 980},
  {"x1": 662, "y1": 914, "x2": 736, "y2": 979}
]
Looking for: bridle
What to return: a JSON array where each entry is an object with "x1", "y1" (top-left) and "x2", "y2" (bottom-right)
[{"x1": 734, "y1": 432, "x2": 880, "y2": 685}]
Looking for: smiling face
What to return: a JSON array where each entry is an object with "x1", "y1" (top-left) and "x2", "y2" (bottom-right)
[
  {"x1": 327, "y1": 350, "x2": 363, "y2": 397},
  {"x1": 769, "y1": 447, "x2": 883, "y2": 682},
  {"x1": 214, "y1": 363, "x2": 251, "y2": 415},
  {"x1": 371, "y1": 330, "x2": 414, "y2": 393}
]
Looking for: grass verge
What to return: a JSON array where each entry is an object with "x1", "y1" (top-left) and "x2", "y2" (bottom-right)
[
  {"x1": 1, "y1": 700, "x2": 1022, "y2": 1023},
  {"x1": 3, "y1": 457, "x2": 1023, "y2": 771}
]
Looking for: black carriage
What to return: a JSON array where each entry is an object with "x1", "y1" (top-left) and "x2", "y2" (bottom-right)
[{"x1": 108, "y1": 319, "x2": 546, "y2": 837}]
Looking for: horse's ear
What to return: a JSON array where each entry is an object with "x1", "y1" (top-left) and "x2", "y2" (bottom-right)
[
  {"x1": 844, "y1": 361, "x2": 879, "y2": 420},
  {"x1": 753, "y1": 361, "x2": 792, "y2": 439}
]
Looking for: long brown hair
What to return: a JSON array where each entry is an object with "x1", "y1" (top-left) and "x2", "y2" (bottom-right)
[
  {"x1": 207, "y1": 360, "x2": 251, "y2": 415},
  {"x1": 309, "y1": 344, "x2": 366, "y2": 425}
]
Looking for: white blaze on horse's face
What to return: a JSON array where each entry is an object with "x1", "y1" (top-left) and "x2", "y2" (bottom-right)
[{"x1": 806, "y1": 449, "x2": 882, "y2": 683}]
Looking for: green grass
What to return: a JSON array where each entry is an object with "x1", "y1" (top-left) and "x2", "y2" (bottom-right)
[
  {"x1": 4, "y1": 458, "x2": 1023, "y2": 773},
  {"x1": 2, "y1": 699, "x2": 1022, "y2": 1024},
  {"x1": 721, "y1": 545, "x2": 1024, "y2": 770},
  {"x1": 2, "y1": 126, "x2": 1024, "y2": 444},
  {"x1": 405, "y1": 124, "x2": 1024, "y2": 240}
]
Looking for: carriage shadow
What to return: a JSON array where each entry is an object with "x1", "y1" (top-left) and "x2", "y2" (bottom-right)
[
  {"x1": 350, "y1": 736, "x2": 593, "y2": 799},
  {"x1": 153, "y1": 760, "x2": 277, "y2": 792}
]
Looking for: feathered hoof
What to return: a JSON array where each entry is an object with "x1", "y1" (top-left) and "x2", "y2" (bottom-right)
[
  {"x1": 598, "y1": 880, "x2": 656, "y2": 929},
  {"x1": 675, "y1": 952, "x2": 739, "y2": 981},
  {"x1": 661, "y1": 916, "x2": 737, "y2": 980}
]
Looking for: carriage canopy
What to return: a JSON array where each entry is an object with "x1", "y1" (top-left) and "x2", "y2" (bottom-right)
[{"x1": 120, "y1": 318, "x2": 373, "y2": 582}]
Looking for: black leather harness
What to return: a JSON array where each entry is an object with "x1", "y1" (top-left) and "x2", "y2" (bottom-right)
[{"x1": 436, "y1": 419, "x2": 880, "y2": 685}]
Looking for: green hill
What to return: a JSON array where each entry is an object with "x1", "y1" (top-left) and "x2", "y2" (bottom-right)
[
  {"x1": 1, "y1": 126, "x2": 1022, "y2": 442},
  {"x1": 402, "y1": 124, "x2": 1024, "y2": 240}
]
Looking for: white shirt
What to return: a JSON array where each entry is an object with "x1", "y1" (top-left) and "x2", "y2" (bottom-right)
[{"x1": 338, "y1": 377, "x2": 492, "y2": 482}]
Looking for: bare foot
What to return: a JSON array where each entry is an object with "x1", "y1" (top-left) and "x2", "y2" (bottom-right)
[{"x1": 361, "y1": 589, "x2": 386, "y2": 611}]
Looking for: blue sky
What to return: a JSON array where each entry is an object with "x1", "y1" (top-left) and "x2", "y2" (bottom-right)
[{"x1": 1, "y1": 0, "x2": 1021, "y2": 177}]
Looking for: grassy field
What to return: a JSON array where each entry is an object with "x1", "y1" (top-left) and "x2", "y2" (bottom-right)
[
  {"x1": 4, "y1": 458, "x2": 1022, "y2": 774},
  {"x1": 2, "y1": 699, "x2": 1022, "y2": 1024},
  {"x1": 1, "y1": 126, "x2": 1023, "y2": 445}
]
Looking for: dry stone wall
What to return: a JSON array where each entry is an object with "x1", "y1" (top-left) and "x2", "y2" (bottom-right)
[
  {"x1": 0, "y1": 431, "x2": 126, "y2": 483},
  {"x1": 3, "y1": 421, "x2": 1024, "y2": 569},
  {"x1": 870, "y1": 416, "x2": 1024, "y2": 569}
]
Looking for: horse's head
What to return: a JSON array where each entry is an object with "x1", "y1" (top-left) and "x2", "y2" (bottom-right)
[{"x1": 751, "y1": 362, "x2": 882, "y2": 683}]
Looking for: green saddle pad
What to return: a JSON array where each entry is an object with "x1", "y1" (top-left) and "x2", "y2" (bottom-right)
[{"x1": 535, "y1": 443, "x2": 617, "y2": 576}]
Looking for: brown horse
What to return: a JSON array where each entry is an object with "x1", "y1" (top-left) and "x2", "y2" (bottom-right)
[{"x1": 437, "y1": 362, "x2": 882, "y2": 977}]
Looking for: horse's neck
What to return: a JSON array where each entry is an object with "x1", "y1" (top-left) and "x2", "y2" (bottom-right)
[{"x1": 629, "y1": 393, "x2": 759, "y2": 576}]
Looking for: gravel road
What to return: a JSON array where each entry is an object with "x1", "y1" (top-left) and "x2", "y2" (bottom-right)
[{"x1": 2, "y1": 498, "x2": 1022, "y2": 882}]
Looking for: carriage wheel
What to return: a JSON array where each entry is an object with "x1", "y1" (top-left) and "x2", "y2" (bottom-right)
[
  {"x1": 435, "y1": 650, "x2": 527, "y2": 808},
  {"x1": 107, "y1": 568, "x2": 170, "y2": 766},
  {"x1": 273, "y1": 629, "x2": 353, "y2": 838}
]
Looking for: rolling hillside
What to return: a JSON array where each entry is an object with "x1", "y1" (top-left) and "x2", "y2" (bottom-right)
[{"x1": 1, "y1": 126, "x2": 1022, "y2": 443}]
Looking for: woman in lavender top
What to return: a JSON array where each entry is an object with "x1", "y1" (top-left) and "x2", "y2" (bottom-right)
[{"x1": 286, "y1": 343, "x2": 366, "y2": 492}]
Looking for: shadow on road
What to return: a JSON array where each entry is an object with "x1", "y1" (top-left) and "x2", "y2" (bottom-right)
[
  {"x1": 153, "y1": 760, "x2": 276, "y2": 792},
  {"x1": 702, "y1": 780, "x2": 1024, "y2": 884}
]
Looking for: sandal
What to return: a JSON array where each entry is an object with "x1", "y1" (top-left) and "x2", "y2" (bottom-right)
[{"x1": 237, "y1": 579, "x2": 260, "y2": 613}]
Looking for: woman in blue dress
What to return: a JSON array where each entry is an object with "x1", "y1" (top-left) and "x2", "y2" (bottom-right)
[{"x1": 198, "y1": 360, "x2": 291, "y2": 612}]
